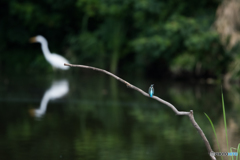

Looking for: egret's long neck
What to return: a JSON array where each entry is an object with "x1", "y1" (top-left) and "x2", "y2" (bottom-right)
[
  {"x1": 38, "y1": 92, "x2": 50, "y2": 114},
  {"x1": 40, "y1": 39, "x2": 51, "y2": 58}
]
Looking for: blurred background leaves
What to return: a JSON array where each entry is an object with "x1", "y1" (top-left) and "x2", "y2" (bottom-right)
[{"x1": 1, "y1": 0, "x2": 240, "y2": 81}]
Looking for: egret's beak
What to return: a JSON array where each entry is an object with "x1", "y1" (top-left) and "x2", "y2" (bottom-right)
[
  {"x1": 29, "y1": 37, "x2": 36, "y2": 43},
  {"x1": 29, "y1": 108, "x2": 36, "y2": 116}
]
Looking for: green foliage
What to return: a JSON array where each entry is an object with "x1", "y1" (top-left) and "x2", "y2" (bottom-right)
[{"x1": 0, "y1": 0, "x2": 234, "y2": 78}]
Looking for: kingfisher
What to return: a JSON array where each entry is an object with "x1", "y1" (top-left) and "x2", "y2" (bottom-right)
[{"x1": 148, "y1": 84, "x2": 154, "y2": 97}]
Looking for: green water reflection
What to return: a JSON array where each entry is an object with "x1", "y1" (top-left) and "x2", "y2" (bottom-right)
[{"x1": 0, "y1": 74, "x2": 239, "y2": 160}]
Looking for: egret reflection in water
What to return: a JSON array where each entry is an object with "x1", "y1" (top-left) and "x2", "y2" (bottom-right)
[{"x1": 30, "y1": 79, "x2": 69, "y2": 117}]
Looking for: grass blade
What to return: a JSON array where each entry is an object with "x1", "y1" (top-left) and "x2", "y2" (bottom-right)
[
  {"x1": 204, "y1": 113, "x2": 223, "y2": 160},
  {"x1": 237, "y1": 143, "x2": 240, "y2": 160},
  {"x1": 221, "y1": 90, "x2": 229, "y2": 152},
  {"x1": 230, "y1": 147, "x2": 234, "y2": 160}
]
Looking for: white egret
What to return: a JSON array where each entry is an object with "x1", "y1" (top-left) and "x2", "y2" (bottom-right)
[{"x1": 30, "y1": 35, "x2": 70, "y2": 70}]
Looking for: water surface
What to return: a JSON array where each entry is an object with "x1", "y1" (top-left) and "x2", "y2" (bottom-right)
[{"x1": 0, "y1": 73, "x2": 239, "y2": 160}]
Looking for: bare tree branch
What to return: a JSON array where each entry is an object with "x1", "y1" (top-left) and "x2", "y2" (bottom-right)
[{"x1": 64, "y1": 63, "x2": 216, "y2": 160}]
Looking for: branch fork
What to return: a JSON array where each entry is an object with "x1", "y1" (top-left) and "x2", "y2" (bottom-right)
[{"x1": 64, "y1": 63, "x2": 216, "y2": 160}]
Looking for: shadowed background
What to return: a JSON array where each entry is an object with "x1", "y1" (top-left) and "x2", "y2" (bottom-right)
[
  {"x1": 0, "y1": 0, "x2": 240, "y2": 160},
  {"x1": 1, "y1": 0, "x2": 240, "y2": 80}
]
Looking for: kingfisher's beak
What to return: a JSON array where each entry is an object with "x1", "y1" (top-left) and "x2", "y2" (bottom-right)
[{"x1": 29, "y1": 37, "x2": 36, "y2": 43}]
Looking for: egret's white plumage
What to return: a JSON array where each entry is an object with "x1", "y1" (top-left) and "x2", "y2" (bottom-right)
[
  {"x1": 30, "y1": 35, "x2": 69, "y2": 70},
  {"x1": 30, "y1": 79, "x2": 69, "y2": 118}
]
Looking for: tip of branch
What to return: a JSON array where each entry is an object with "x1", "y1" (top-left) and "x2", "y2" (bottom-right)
[{"x1": 189, "y1": 110, "x2": 193, "y2": 115}]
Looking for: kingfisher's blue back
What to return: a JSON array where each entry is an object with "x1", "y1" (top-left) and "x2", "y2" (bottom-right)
[{"x1": 148, "y1": 84, "x2": 154, "y2": 97}]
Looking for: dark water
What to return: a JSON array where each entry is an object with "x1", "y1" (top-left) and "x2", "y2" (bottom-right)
[{"x1": 0, "y1": 73, "x2": 240, "y2": 160}]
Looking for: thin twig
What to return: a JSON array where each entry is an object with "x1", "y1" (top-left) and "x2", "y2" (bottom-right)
[{"x1": 64, "y1": 63, "x2": 216, "y2": 160}]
